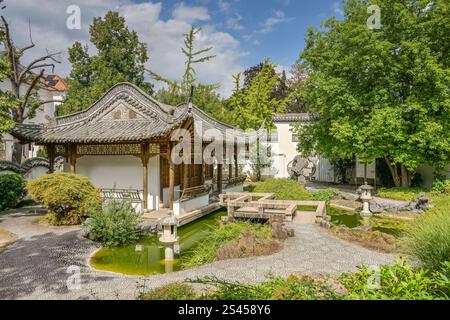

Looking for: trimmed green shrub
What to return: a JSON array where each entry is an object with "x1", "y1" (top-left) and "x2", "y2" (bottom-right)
[
  {"x1": 253, "y1": 178, "x2": 338, "y2": 201},
  {"x1": 85, "y1": 200, "x2": 141, "y2": 247},
  {"x1": 403, "y1": 196, "x2": 450, "y2": 270},
  {"x1": 432, "y1": 179, "x2": 450, "y2": 195},
  {"x1": 0, "y1": 173, "x2": 26, "y2": 211},
  {"x1": 27, "y1": 173, "x2": 101, "y2": 225},
  {"x1": 138, "y1": 283, "x2": 199, "y2": 300}
]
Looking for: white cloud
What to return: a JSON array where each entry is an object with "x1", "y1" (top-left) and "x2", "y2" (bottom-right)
[
  {"x1": 226, "y1": 14, "x2": 244, "y2": 31},
  {"x1": 1, "y1": 0, "x2": 245, "y2": 97},
  {"x1": 172, "y1": 2, "x2": 210, "y2": 24},
  {"x1": 261, "y1": 10, "x2": 294, "y2": 33},
  {"x1": 217, "y1": 0, "x2": 231, "y2": 13}
]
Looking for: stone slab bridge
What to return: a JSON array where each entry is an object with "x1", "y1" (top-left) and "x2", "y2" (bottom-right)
[{"x1": 219, "y1": 192, "x2": 327, "y2": 224}]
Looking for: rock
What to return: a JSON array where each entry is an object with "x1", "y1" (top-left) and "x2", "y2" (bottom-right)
[
  {"x1": 369, "y1": 202, "x2": 384, "y2": 214},
  {"x1": 286, "y1": 227, "x2": 295, "y2": 237},
  {"x1": 271, "y1": 222, "x2": 288, "y2": 240},
  {"x1": 342, "y1": 193, "x2": 359, "y2": 201},
  {"x1": 137, "y1": 220, "x2": 158, "y2": 234},
  {"x1": 81, "y1": 218, "x2": 92, "y2": 239},
  {"x1": 415, "y1": 195, "x2": 433, "y2": 213}
]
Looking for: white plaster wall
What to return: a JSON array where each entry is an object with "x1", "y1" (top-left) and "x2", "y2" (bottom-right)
[
  {"x1": 163, "y1": 185, "x2": 181, "y2": 208},
  {"x1": 24, "y1": 166, "x2": 48, "y2": 180},
  {"x1": 76, "y1": 155, "x2": 160, "y2": 211},
  {"x1": 272, "y1": 123, "x2": 299, "y2": 179},
  {"x1": 173, "y1": 193, "x2": 209, "y2": 216}
]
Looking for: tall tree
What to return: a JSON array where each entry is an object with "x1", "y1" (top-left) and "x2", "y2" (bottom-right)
[
  {"x1": 0, "y1": 43, "x2": 14, "y2": 139},
  {"x1": 150, "y1": 27, "x2": 222, "y2": 119},
  {"x1": 0, "y1": 15, "x2": 61, "y2": 163},
  {"x1": 229, "y1": 61, "x2": 287, "y2": 181},
  {"x1": 58, "y1": 11, "x2": 152, "y2": 115},
  {"x1": 285, "y1": 61, "x2": 308, "y2": 113},
  {"x1": 295, "y1": 0, "x2": 450, "y2": 187}
]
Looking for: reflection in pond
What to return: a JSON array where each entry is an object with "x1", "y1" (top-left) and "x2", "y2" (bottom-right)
[
  {"x1": 327, "y1": 206, "x2": 407, "y2": 237},
  {"x1": 90, "y1": 210, "x2": 226, "y2": 275}
]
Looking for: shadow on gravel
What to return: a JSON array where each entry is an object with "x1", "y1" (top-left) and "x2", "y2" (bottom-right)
[{"x1": 0, "y1": 230, "x2": 111, "y2": 300}]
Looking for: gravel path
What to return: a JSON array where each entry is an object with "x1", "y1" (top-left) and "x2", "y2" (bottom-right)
[{"x1": 0, "y1": 211, "x2": 395, "y2": 300}]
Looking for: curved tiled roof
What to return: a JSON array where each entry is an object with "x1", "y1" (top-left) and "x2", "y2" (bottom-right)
[
  {"x1": 273, "y1": 113, "x2": 314, "y2": 123},
  {"x1": 0, "y1": 161, "x2": 25, "y2": 173},
  {"x1": 11, "y1": 83, "x2": 196, "y2": 144}
]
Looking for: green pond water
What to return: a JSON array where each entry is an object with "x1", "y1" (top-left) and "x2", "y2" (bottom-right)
[
  {"x1": 91, "y1": 206, "x2": 405, "y2": 276},
  {"x1": 90, "y1": 210, "x2": 227, "y2": 276},
  {"x1": 326, "y1": 206, "x2": 406, "y2": 236}
]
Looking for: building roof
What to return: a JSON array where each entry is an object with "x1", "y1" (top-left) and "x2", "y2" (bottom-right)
[
  {"x1": 273, "y1": 113, "x2": 313, "y2": 123},
  {"x1": 11, "y1": 82, "x2": 240, "y2": 144},
  {"x1": 42, "y1": 74, "x2": 66, "y2": 92}
]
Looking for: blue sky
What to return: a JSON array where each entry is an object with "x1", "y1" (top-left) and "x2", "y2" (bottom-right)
[
  {"x1": 6, "y1": 0, "x2": 344, "y2": 96},
  {"x1": 145, "y1": 0, "x2": 344, "y2": 70}
]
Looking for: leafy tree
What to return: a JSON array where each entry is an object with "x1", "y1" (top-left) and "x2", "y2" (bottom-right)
[
  {"x1": 285, "y1": 61, "x2": 308, "y2": 113},
  {"x1": 0, "y1": 51, "x2": 14, "y2": 139},
  {"x1": 295, "y1": 0, "x2": 450, "y2": 187},
  {"x1": 229, "y1": 60, "x2": 287, "y2": 181},
  {"x1": 0, "y1": 15, "x2": 61, "y2": 163},
  {"x1": 58, "y1": 11, "x2": 152, "y2": 115}
]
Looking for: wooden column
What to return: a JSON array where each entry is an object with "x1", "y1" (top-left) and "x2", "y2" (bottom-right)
[
  {"x1": 201, "y1": 144, "x2": 206, "y2": 185},
  {"x1": 141, "y1": 143, "x2": 150, "y2": 212},
  {"x1": 69, "y1": 144, "x2": 77, "y2": 174},
  {"x1": 47, "y1": 144, "x2": 55, "y2": 173},
  {"x1": 234, "y1": 144, "x2": 239, "y2": 178},
  {"x1": 168, "y1": 143, "x2": 175, "y2": 210},
  {"x1": 217, "y1": 163, "x2": 223, "y2": 194},
  {"x1": 182, "y1": 163, "x2": 189, "y2": 191}
]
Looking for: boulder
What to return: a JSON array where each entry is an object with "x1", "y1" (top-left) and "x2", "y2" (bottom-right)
[
  {"x1": 369, "y1": 202, "x2": 384, "y2": 214},
  {"x1": 342, "y1": 193, "x2": 360, "y2": 201},
  {"x1": 415, "y1": 196, "x2": 433, "y2": 213}
]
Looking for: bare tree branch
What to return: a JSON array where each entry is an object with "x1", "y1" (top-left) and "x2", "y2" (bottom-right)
[
  {"x1": 18, "y1": 19, "x2": 35, "y2": 54},
  {"x1": 20, "y1": 69, "x2": 45, "y2": 119},
  {"x1": 18, "y1": 51, "x2": 61, "y2": 83},
  {"x1": 1, "y1": 15, "x2": 18, "y2": 84}
]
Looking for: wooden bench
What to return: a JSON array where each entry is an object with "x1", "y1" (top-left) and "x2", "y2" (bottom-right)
[{"x1": 179, "y1": 185, "x2": 211, "y2": 202}]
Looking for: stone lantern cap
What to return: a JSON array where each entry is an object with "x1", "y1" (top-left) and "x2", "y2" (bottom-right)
[
  {"x1": 160, "y1": 214, "x2": 179, "y2": 227},
  {"x1": 360, "y1": 182, "x2": 374, "y2": 190}
]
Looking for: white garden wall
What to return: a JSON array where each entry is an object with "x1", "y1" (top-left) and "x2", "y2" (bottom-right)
[{"x1": 76, "y1": 155, "x2": 161, "y2": 211}]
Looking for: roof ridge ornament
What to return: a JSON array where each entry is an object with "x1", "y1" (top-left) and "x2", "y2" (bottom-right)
[{"x1": 187, "y1": 85, "x2": 194, "y2": 114}]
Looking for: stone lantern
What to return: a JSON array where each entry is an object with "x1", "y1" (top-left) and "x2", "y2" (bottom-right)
[
  {"x1": 159, "y1": 211, "x2": 179, "y2": 262},
  {"x1": 360, "y1": 182, "x2": 374, "y2": 216}
]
